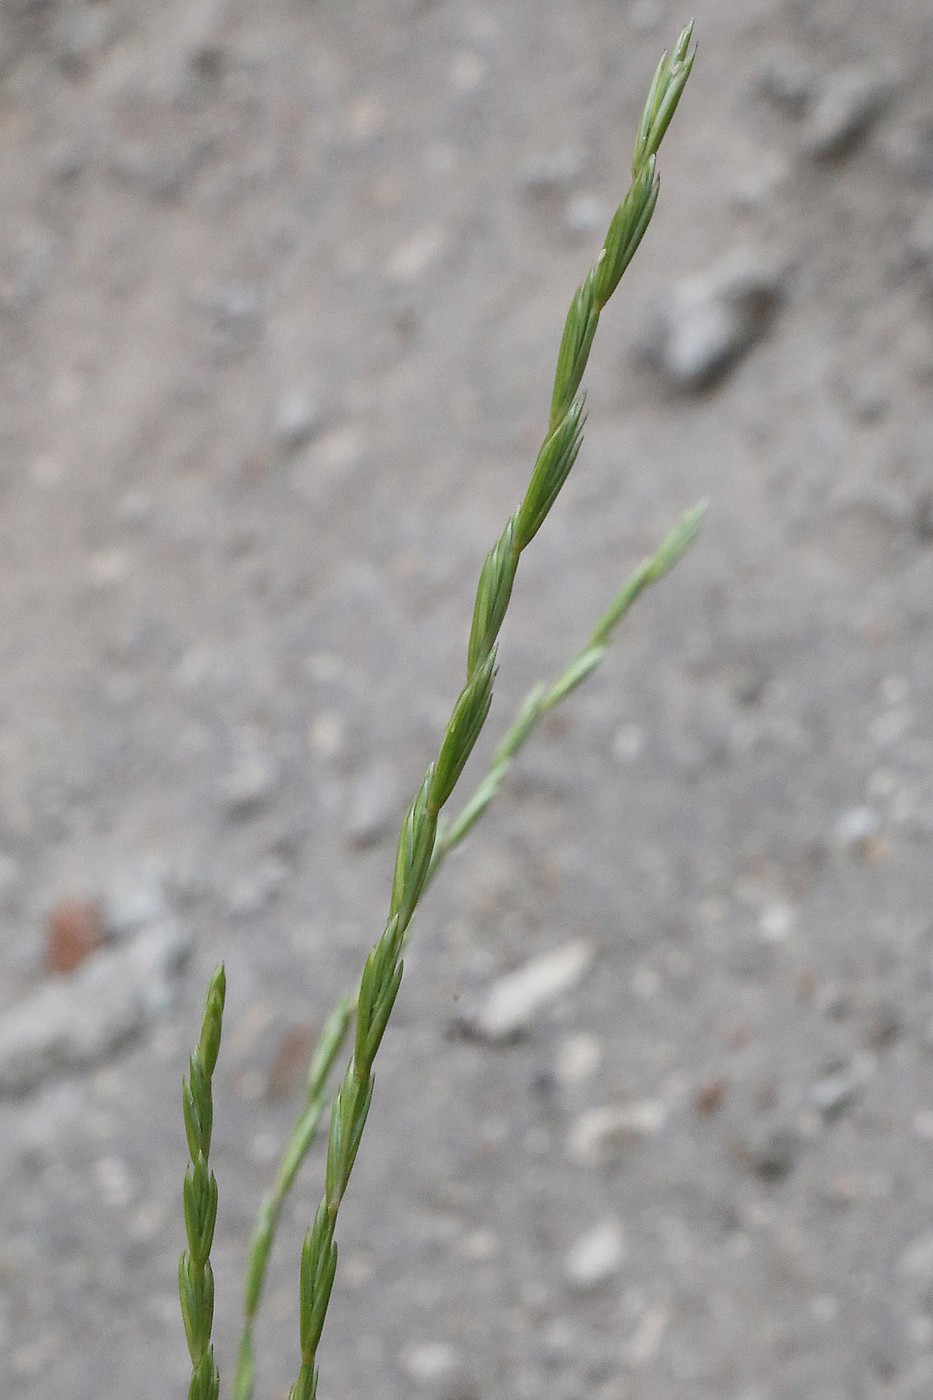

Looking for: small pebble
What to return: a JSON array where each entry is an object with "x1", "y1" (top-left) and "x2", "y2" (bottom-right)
[
  {"x1": 912, "y1": 1110, "x2": 933, "y2": 1141},
  {"x1": 294, "y1": 426, "x2": 366, "y2": 498},
  {"x1": 731, "y1": 153, "x2": 790, "y2": 212},
  {"x1": 804, "y1": 65, "x2": 894, "y2": 160},
  {"x1": 744, "y1": 1122, "x2": 801, "y2": 1181},
  {"x1": 555, "y1": 1032, "x2": 602, "y2": 1087},
  {"x1": 626, "y1": 1305, "x2": 669, "y2": 1366},
  {"x1": 223, "y1": 744, "x2": 279, "y2": 819},
  {"x1": 249, "y1": 1130, "x2": 281, "y2": 1166},
  {"x1": 694, "y1": 1077, "x2": 727, "y2": 1116},
  {"x1": 106, "y1": 862, "x2": 169, "y2": 939},
  {"x1": 458, "y1": 940, "x2": 593, "y2": 1044},
  {"x1": 196, "y1": 281, "x2": 264, "y2": 361},
  {"x1": 265, "y1": 1022, "x2": 318, "y2": 1100},
  {"x1": 94, "y1": 1154, "x2": 135, "y2": 1209},
  {"x1": 612, "y1": 723, "x2": 643, "y2": 763},
  {"x1": 759, "y1": 902, "x2": 794, "y2": 943},
  {"x1": 385, "y1": 226, "x2": 446, "y2": 283},
  {"x1": 637, "y1": 249, "x2": 784, "y2": 391},
  {"x1": 757, "y1": 47, "x2": 817, "y2": 115},
  {"x1": 46, "y1": 897, "x2": 107, "y2": 974},
  {"x1": 567, "y1": 1100, "x2": 668, "y2": 1165},
  {"x1": 833, "y1": 805, "x2": 881, "y2": 854},
  {"x1": 400, "y1": 1341, "x2": 460, "y2": 1387},
  {"x1": 564, "y1": 1220, "x2": 626, "y2": 1291},
  {"x1": 309, "y1": 709, "x2": 345, "y2": 762},
  {"x1": 564, "y1": 193, "x2": 605, "y2": 235},
  {"x1": 10, "y1": 1332, "x2": 60, "y2": 1379},
  {"x1": 808, "y1": 1065, "x2": 864, "y2": 1120},
  {"x1": 457, "y1": 1229, "x2": 499, "y2": 1261},
  {"x1": 272, "y1": 393, "x2": 321, "y2": 452}
]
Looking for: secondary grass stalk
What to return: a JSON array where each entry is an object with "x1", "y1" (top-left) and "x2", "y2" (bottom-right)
[{"x1": 179, "y1": 965, "x2": 226, "y2": 1400}]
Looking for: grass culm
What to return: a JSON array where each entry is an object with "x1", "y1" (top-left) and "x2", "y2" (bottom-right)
[{"x1": 178, "y1": 24, "x2": 700, "y2": 1400}]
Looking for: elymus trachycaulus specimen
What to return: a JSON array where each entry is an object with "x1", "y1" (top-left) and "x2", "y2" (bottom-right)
[{"x1": 178, "y1": 24, "x2": 699, "y2": 1400}]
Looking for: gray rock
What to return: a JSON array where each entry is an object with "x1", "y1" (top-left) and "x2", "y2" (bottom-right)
[
  {"x1": 804, "y1": 65, "x2": 895, "y2": 160},
  {"x1": 194, "y1": 281, "x2": 264, "y2": 362},
  {"x1": 564, "y1": 1220, "x2": 626, "y2": 1291},
  {"x1": 458, "y1": 940, "x2": 593, "y2": 1043},
  {"x1": 106, "y1": 860, "x2": 170, "y2": 939},
  {"x1": 809, "y1": 1064, "x2": 865, "y2": 1119},
  {"x1": 564, "y1": 193, "x2": 605, "y2": 236},
  {"x1": 833, "y1": 806, "x2": 881, "y2": 854},
  {"x1": 222, "y1": 742, "x2": 279, "y2": 819},
  {"x1": 757, "y1": 47, "x2": 817, "y2": 115},
  {"x1": 745, "y1": 1122, "x2": 801, "y2": 1180},
  {"x1": 0, "y1": 921, "x2": 191, "y2": 1095},
  {"x1": 272, "y1": 393, "x2": 322, "y2": 452},
  {"x1": 637, "y1": 250, "x2": 784, "y2": 391}
]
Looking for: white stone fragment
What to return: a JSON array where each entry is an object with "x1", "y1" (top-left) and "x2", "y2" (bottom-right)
[
  {"x1": 461, "y1": 940, "x2": 593, "y2": 1043},
  {"x1": 567, "y1": 1100, "x2": 669, "y2": 1165},
  {"x1": 564, "y1": 1220, "x2": 626, "y2": 1291},
  {"x1": 400, "y1": 1341, "x2": 460, "y2": 1387},
  {"x1": 272, "y1": 392, "x2": 321, "y2": 451},
  {"x1": 555, "y1": 1031, "x2": 602, "y2": 1087},
  {"x1": 833, "y1": 806, "x2": 881, "y2": 852}
]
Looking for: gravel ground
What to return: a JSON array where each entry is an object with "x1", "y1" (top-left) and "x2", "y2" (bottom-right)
[{"x1": 1, "y1": 1, "x2": 933, "y2": 1398}]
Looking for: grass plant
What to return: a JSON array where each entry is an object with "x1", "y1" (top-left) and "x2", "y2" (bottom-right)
[
  {"x1": 180, "y1": 965, "x2": 226, "y2": 1400},
  {"x1": 180, "y1": 25, "x2": 699, "y2": 1400}
]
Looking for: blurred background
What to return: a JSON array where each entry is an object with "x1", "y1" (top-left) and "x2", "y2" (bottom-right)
[{"x1": 1, "y1": 0, "x2": 932, "y2": 1396}]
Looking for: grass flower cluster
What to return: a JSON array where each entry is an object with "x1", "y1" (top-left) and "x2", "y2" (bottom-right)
[{"x1": 179, "y1": 25, "x2": 699, "y2": 1400}]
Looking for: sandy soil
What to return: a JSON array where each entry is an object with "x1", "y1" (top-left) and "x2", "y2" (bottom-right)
[{"x1": 1, "y1": 1, "x2": 933, "y2": 1397}]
